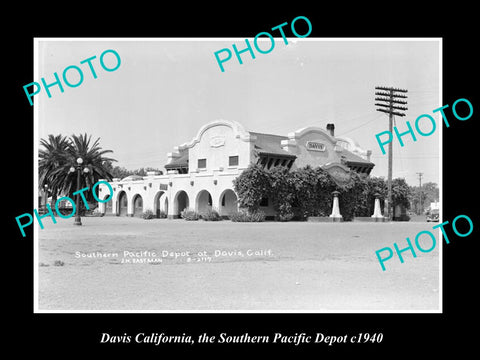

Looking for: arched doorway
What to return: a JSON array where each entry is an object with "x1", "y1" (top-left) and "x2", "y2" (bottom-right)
[
  {"x1": 173, "y1": 190, "x2": 189, "y2": 218},
  {"x1": 153, "y1": 191, "x2": 167, "y2": 218},
  {"x1": 196, "y1": 190, "x2": 213, "y2": 215},
  {"x1": 132, "y1": 194, "x2": 143, "y2": 217},
  {"x1": 117, "y1": 191, "x2": 127, "y2": 216},
  {"x1": 219, "y1": 189, "x2": 238, "y2": 218}
]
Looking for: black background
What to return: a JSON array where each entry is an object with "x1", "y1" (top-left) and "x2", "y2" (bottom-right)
[{"x1": 6, "y1": 4, "x2": 478, "y2": 356}]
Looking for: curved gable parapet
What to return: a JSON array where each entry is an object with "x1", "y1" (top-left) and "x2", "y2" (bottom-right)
[
  {"x1": 336, "y1": 135, "x2": 371, "y2": 160},
  {"x1": 336, "y1": 136, "x2": 361, "y2": 150},
  {"x1": 177, "y1": 119, "x2": 252, "y2": 150},
  {"x1": 287, "y1": 126, "x2": 338, "y2": 145}
]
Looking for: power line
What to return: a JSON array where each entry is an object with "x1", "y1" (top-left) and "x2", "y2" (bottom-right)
[
  {"x1": 417, "y1": 172, "x2": 424, "y2": 213},
  {"x1": 374, "y1": 86, "x2": 408, "y2": 221},
  {"x1": 337, "y1": 113, "x2": 383, "y2": 137}
]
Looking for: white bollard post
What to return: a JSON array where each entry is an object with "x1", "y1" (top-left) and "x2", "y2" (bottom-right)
[
  {"x1": 371, "y1": 193, "x2": 384, "y2": 221},
  {"x1": 329, "y1": 190, "x2": 343, "y2": 221}
]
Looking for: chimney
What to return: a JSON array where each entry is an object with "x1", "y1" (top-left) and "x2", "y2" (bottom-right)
[{"x1": 326, "y1": 123, "x2": 335, "y2": 137}]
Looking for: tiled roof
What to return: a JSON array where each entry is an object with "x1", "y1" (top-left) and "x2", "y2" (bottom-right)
[
  {"x1": 163, "y1": 129, "x2": 374, "y2": 169},
  {"x1": 165, "y1": 152, "x2": 189, "y2": 168},
  {"x1": 339, "y1": 149, "x2": 374, "y2": 167},
  {"x1": 250, "y1": 132, "x2": 296, "y2": 158}
]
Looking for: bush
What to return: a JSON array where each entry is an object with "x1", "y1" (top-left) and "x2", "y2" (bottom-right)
[
  {"x1": 201, "y1": 207, "x2": 222, "y2": 221},
  {"x1": 233, "y1": 164, "x2": 272, "y2": 211},
  {"x1": 277, "y1": 212, "x2": 295, "y2": 222},
  {"x1": 142, "y1": 209, "x2": 155, "y2": 220},
  {"x1": 233, "y1": 164, "x2": 412, "y2": 221},
  {"x1": 276, "y1": 202, "x2": 295, "y2": 222},
  {"x1": 230, "y1": 209, "x2": 266, "y2": 222},
  {"x1": 85, "y1": 208, "x2": 105, "y2": 217},
  {"x1": 181, "y1": 208, "x2": 199, "y2": 221}
]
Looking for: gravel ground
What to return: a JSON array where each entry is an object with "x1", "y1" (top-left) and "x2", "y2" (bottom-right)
[{"x1": 37, "y1": 216, "x2": 440, "y2": 312}]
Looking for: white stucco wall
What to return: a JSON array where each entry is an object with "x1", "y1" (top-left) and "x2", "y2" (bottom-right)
[
  {"x1": 98, "y1": 170, "x2": 241, "y2": 218},
  {"x1": 188, "y1": 123, "x2": 252, "y2": 172},
  {"x1": 282, "y1": 127, "x2": 341, "y2": 170}
]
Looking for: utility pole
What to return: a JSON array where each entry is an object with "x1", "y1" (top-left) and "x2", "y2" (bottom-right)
[
  {"x1": 417, "y1": 172, "x2": 423, "y2": 214},
  {"x1": 375, "y1": 86, "x2": 408, "y2": 221}
]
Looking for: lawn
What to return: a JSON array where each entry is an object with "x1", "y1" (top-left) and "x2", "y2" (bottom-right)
[{"x1": 37, "y1": 216, "x2": 440, "y2": 312}]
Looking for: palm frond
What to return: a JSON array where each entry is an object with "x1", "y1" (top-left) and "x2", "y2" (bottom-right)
[{"x1": 39, "y1": 133, "x2": 118, "y2": 197}]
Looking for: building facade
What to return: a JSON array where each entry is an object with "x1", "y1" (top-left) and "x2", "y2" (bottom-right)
[{"x1": 97, "y1": 119, "x2": 374, "y2": 218}]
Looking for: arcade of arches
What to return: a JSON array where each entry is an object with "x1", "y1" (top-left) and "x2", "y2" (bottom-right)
[{"x1": 102, "y1": 188, "x2": 238, "y2": 219}]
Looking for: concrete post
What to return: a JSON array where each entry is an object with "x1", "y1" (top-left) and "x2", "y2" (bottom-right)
[
  {"x1": 371, "y1": 193, "x2": 384, "y2": 220},
  {"x1": 98, "y1": 201, "x2": 106, "y2": 214},
  {"x1": 329, "y1": 190, "x2": 343, "y2": 221},
  {"x1": 127, "y1": 192, "x2": 134, "y2": 217}
]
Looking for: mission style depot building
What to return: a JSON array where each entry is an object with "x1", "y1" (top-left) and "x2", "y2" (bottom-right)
[{"x1": 96, "y1": 119, "x2": 374, "y2": 219}]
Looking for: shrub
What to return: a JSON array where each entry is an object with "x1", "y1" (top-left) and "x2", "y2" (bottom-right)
[
  {"x1": 233, "y1": 164, "x2": 272, "y2": 212},
  {"x1": 181, "y1": 208, "x2": 199, "y2": 221},
  {"x1": 276, "y1": 204, "x2": 295, "y2": 221},
  {"x1": 230, "y1": 209, "x2": 266, "y2": 222},
  {"x1": 84, "y1": 209, "x2": 104, "y2": 217},
  {"x1": 234, "y1": 164, "x2": 413, "y2": 221},
  {"x1": 270, "y1": 167, "x2": 296, "y2": 221},
  {"x1": 249, "y1": 210, "x2": 266, "y2": 222},
  {"x1": 201, "y1": 207, "x2": 222, "y2": 221},
  {"x1": 142, "y1": 209, "x2": 155, "y2": 220}
]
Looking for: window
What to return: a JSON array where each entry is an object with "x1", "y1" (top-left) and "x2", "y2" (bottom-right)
[
  {"x1": 229, "y1": 155, "x2": 239, "y2": 167},
  {"x1": 198, "y1": 158, "x2": 206, "y2": 169}
]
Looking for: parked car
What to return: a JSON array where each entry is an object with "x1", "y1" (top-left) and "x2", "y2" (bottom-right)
[{"x1": 426, "y1": 209, "x2": 439, "y2": 222}]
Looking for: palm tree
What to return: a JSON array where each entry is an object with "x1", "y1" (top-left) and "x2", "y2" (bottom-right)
[
  {"x1": 39, "y1": 133, "x2": 117, "y2": 210},
  {"x1": 39, "y1": 134, "x2": 70, "y2": 207}
]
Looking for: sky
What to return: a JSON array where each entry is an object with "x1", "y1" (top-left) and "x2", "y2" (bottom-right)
[{"x1": 36, "y1": 38, "x2": 440, "y2": 186}]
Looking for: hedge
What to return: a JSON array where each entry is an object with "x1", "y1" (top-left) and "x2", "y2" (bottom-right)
[{"x1": 233, "y1": 164, "x2": 410, "y2": 221}]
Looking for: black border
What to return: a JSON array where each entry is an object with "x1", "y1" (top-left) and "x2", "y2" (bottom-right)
[{"x1": 8, "y1": 5, "x2": 478, "y2": 355}]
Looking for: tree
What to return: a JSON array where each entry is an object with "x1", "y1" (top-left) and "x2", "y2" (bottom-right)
[
  {"x1": 337, "y1": 171, "x2": 366, "y2": 221},
  {"x1": 103, "y1": 161, "x2": 164, "y2": 180},
  {"x1": 355, "y1": 176, "x2": 387, "y2": 217},
  {"x1": 422, "y1": 182, "x2": 439, "y2": 202},
  {"x1": 39, "y1": 134, "x2": 70, "y2": 207},
  {"x1": 113, "y1": 166, "x2": 133, "y2": 179},
  {"x1": 234, "y1": 164, "x2": 362, "y2": 221},
  {"x1": 133, "y1": 167, "x2": 163, "y2": 176},
  {"x1": 232, "y1": 165, "x2": 410, "y2": 221},
  {"x1": 391, "y1": 178, "x2": 411, "y2": 210},
  {"x1": 233, "y1": 163, "x2": 272, "y2": 212},
  {"x1": 103, "y1": 162, "x2": 133, "y2": 179},
  {"x1": 268, "y1": 166, "x2": 296, "y2": 221},
  {"x1": 39, "y1": 134, "x2": 116, "y2": 208},
  {"x1": 291, "y1": 166, "x2": 336, "y2": 219},
  {"x1": 410, "y1": 182, "x2": 438, "y2": 214}
]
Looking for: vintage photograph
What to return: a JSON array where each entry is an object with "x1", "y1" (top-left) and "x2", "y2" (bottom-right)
[{"x1": 34, "y1": 38, "x2": 441, "y2": 312}]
